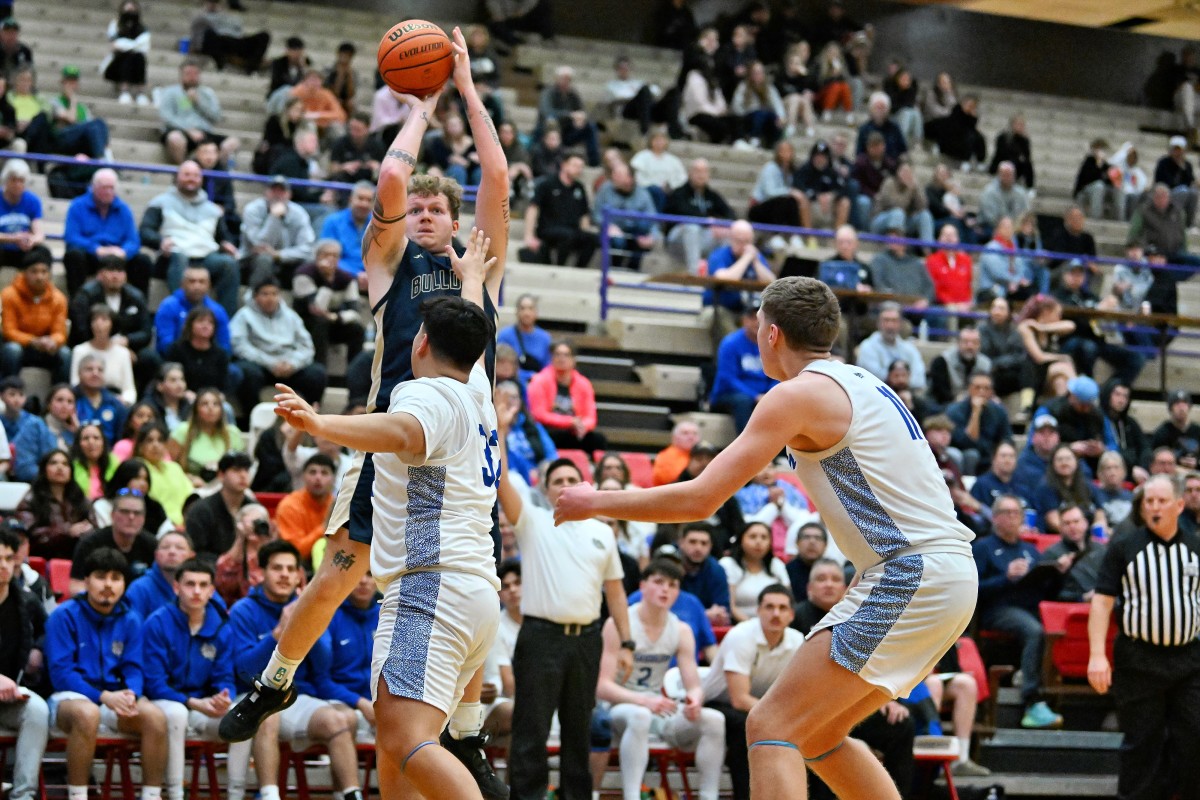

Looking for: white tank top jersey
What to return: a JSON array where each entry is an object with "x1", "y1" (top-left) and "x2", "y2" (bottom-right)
[
  {"x1": 370, "y1": 364, "x2": 503, "y2": 591},
  {"x1": 621, "y1": 603, "x2": 683, "y2": 695},
  {"x1": 786, "y1": 360, "x2": 975, "y2": 574}
]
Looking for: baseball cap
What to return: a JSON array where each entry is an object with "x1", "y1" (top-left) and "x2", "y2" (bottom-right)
[
  {"x1": 692, "y1": 441, "x2": 720, "y2": 458},
  {"x1": 1168, "y1": 389, "x2": 1192, "y2": 407},
  {"x1": 1064, "y1": 258, "x2": 1087, "y2": 271},
  {"x1": 1, "y1": 516, "x2": 27, "y2": 536},
  {"x1": 810, "y1": 140, "x2": 831, "y2": 158},
  {"x1": 268, "y1": 174, "x2": 290, "y2": 189},
  {"x1": 61, "y1": 65, "x2": 81, "y2": 80},
  {"x1": 1033, "y1": 414, "x2": 1058, "y2": 430},
  {"x1": 0, "y1": 18, "x2": 19, "y2": 31},
  {"x1": 1067, "y1": 375, "x2": 1099, "y2": 404},
  {"x1": 651, "y1": 544, "x2": 684, "y2": 564},
  {"x1": 1170, "y1": 135, "x2": 1188, "y2": 149}
]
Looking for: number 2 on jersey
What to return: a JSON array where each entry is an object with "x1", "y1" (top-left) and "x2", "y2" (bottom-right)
[
  {"x1": 480, "y1": 424, "x2": 503, "y2": 487},
  {"x1": 876, "y1": 385, "x2": 925, "y2": 441}
]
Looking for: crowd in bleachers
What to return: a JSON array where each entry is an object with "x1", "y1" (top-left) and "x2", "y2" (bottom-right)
[{"x1": 3, "y1": 0, "x2": 1200, "y2": 797}]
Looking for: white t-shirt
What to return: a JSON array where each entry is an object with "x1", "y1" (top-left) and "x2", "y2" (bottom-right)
[
  {"x1": 494, "y1": 611, "x2": 521, "y2": 668},
  {"x1": 701, "y1": 619, "x2": 803, "y2": 704},
  {"x1": 514, "y1": 503, "x2": 624, "y2": 624},
  {"x1": 629, "y1": 149, "x2": 688, "y2": 190},
  {"x1": 718, "y1": 557, "x2": 792, "y2": 620},
  {"x1": 370, "y1": 364, "x2": 501, "y2": 591}
]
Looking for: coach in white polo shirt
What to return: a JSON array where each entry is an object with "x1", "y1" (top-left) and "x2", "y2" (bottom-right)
[
  {"x1": 495, "y1": 397, "x2": 634, "y2": 800},
  {"x1": 702, "y1": 583, "x2": 803, "y2": 800}
]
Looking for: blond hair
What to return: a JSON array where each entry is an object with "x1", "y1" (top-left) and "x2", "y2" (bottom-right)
[{"x1": 409, "y1": 173, "x2": 463, "y2": 219}]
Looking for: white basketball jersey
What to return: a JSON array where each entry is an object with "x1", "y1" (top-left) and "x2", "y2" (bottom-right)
[
  {"x1": 786, "y1": 360, "x2": 974, "y2": 574},
  {"x1": 370, "y1": 364, "x2": 502, "y2": 591},
  {"x1": 621, "y1": 603, "x2": 682, "y2": 695}
]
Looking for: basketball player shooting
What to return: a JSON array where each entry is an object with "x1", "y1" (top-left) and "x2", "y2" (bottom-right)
[
  {"x1": 220, "y1": 25, "x2": 511, "y2": 799},
  {"x1": 555, "y1": 277, "x2": 979, "y2": 800}
]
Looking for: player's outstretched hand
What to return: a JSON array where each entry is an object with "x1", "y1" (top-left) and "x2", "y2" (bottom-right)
[
  {"x1": 449, "y1": 26, "x2": 472, "y2": 89},
  {"x1": 493, "y1": 385, "x2": 520, "y2": 432},
  {"x1": 274, "y1": 383, "x2": 322, "y2": 436},
  {"x1": 446, "y1": 226, "x2": 496, "y2": 286},
  {"x1": 554, "y1": 482, "x2": 597, "y2": 524},
  {"x1": 391, "y1": 87, "x2": 444, "y2": 118}
]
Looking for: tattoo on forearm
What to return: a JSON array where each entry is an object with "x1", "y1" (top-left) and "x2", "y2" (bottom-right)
[
  {"x1": 330, "y1": 549, "x2": 356, "y2": 571},
  {"x1": 501, "y1": 195, "x2": 510, "y2": 227},
  {"x1": 385, "y1": 149, "x2": 417, "y2": 168},
  {"x1": 480, "y1": 109, "x2": 499, "y2": 146}
]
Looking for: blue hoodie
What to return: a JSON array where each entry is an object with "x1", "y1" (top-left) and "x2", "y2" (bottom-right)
[
  {"x1": 228, "y1": 586, "x2": 354, "y2": 704},
  {"x1": 12, "y1": 415, "x2": 71, "y2": 483},
  {"x1": 64, "y1": 190, "x2": 141, "y2": 259},
  {"x1": 125, "y1": 564, "x2": 176, "y2": 622},
  {"x1": 153, "y1": 289, "x2": 232, "y2": 357},
  {"x1": 709, "y1": 328, "x2": 775, "y2": 404},
  {"x1": 329, "y1": 597, "x2": 379, "y2": 703},
  {"x1": 46, "y1": 595, "x2": 145, "y2": 701},
  {"x1": 1, "y1": 407, "x2": 36, "y2": 444},
  {"x1": 142, "y1": 600, "x2": 235, "y2": 703}
]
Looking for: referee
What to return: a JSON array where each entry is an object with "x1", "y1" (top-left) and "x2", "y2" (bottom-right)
[{"x1": 1088, "y1": 474, "x2": 1200, "y2": 800}]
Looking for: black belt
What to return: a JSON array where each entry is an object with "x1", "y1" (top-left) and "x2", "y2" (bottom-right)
[{"x1": 524, "y1": 615, "x2": 601, "y2": 636}]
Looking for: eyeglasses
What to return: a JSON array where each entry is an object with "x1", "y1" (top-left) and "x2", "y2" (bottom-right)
[
  {"x1": 116, "y1": 488, "x2": 145, "y2": 498},
  {"x1": 113, "y1": 507, "x2": 145, "y2": 517}
]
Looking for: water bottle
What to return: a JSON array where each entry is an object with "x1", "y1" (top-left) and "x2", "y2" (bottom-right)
[
  {"x1": 1092, "y1": 524, "x2": 1107, "y2": 543},
  {"x1": 1024, "y1": 509, "x2": 1038, "y2": 531},
  {"x1": 917, "y1": 319, "x2": 929, "y2": 341}
]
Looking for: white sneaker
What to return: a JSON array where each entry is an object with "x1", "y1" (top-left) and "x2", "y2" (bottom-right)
[
  {"x1": 821, "y1": 109, "x2": 833, "y2": 123},
  {"x1": 136, "y1": 93, "x2": 151, "y2": 106},
  {"x1": 118, "y1": 91, "x2": 133, "y2": 105},
  {"x1": 845, "y1": 112, "x2": 855, "y2": 126},
  {"x1": 748, "y1": 136, "x2": 762, "y2": 148},
  {"x1": 783, "y1": 124, "x2": 796, "y2": 139},
  {"x1": 805, "y1": 126, "x2": 815, "y2": 137},
  {"x1": 732, "y1": 139, "x2": 756, "y2": 151},
  {"x1": 789, "y1": 235, "x2": 807, "y2": 256},
  {"x1": 767, "y1": 235, "x2": 789, "y2": 253}
]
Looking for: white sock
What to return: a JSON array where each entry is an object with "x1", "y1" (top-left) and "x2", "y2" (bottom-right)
[
  {"x1": 261, "y1": 648, "x2": 301, "y2": 689},
  {"x1": 957, "y1": 735, "x2": 971, "y2": 762},
  {"x1": 448, "y1": 702, "x2": 486, "y2": 740},
  {"x1": 68, "y1": 785, "x2": 88, "y2": 800},
  {"x1": 166, "y1": 788, "x2": 184, "y2": 800},
  {"x1": 140, "y1": 788, "x2": 162, "y2": 800},
  {"x1": 259, "y1": 785, "x2": 281, "y2": 800}
]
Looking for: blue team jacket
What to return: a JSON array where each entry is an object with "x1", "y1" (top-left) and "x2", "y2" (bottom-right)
[
  {"x1": 142, "y1": 600, "x2": 235, "y2": 703},
  {"x1": 46, "y1": 595, "x2": 145, "y2": 701},
  {"x1": 329, "y1": 597, "x2": 380, "y2": 702},
  {"x1": 125, "y1": 564, "x2": 175, "y2": 621}
]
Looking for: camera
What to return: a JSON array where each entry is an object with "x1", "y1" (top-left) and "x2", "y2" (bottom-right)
[{"x1": 253, "y1": 518, "x2": 271, "y2": 537}]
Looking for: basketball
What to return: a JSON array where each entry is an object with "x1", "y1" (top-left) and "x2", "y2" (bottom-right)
[{"x1": 377, "y1": 20, "x2": 454, "y2": 97}]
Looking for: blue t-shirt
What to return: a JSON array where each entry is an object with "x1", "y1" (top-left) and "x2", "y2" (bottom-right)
[
  {"x1": 497, "y1": 324, "x2": 552, "y2": 384},
  {"x1": 0, "y1": 190, "x2": 42, "y2": 252},
  {"x1": 319, "y1": 208, "x2": 367, "y2": 275},
  {"x1": 703, "y1": 245, "x2": 770, "y2": 311}
]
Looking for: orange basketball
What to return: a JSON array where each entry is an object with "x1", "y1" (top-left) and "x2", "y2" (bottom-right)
[{"x1": 377, "y1": 20, "x2": 454, "y2": 98}]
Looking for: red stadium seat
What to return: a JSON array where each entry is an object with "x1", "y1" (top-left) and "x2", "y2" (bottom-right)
[
  {"x1": 1040, "y1": 601, "x2": 1115, "y2": 686},
  {"x1": 1020, "y1": 532, "x2": 1060, "y2": 552},
  {"x1": 254, "y1": 492, "x2": 287, "y2": 518},
  {"x1": 620, "y1": 452, "x2": 654, "y2": 488},
  {"x1": 556, "y1": 449, "x2": 594, "y2": 479},
  {"x1": 47, "y1": 559, "x2": 72, "y2": 599},
  {"x1": 27, "y1": 556, "x2": 46, "y2": 578}
]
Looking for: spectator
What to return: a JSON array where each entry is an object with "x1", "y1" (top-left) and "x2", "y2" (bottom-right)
[
  {"x1": 785, "y1": 522, "x2": 837, "y2": 597},
  {"x1": 498, "y1": 120, "x2": 535, "y2": 202},
  {"x1": 710, "y1": 305, "x2": 776, "y2": 433},
  {"x1": 238, "y1": 176, "x2": 315, "y2": 289},
  {"x1": 1153, "y1": 136, "x2": 1197, "y2": 224},
  {"x1": 972, "y1": 494, "x2": 1064, "y2": 729},
  {"x1": 1040, "y1": 375, "x2": 1107, "y2": 468},
  {"x1": 8, "y1": 68, "x2": 52, "y2": 156},
  {"x1": 69, "y1": 489, "x2": 158, "y2": 594},
  {"x1": 945, "y1": 373, "x2": 1010, "y2": 476},
  {"x1": 1054, "y1": 259, "x2": 1144, "y2": 386},
  {"x1": 704, "y1": 222, "x2": 775, "y2": 344},
  {"x1": 1093, "y1": 448, "x2": 1136, "y2": 527},
  {"x1": 1150, "y1": 446, "x2": 1180, "y2": 476},
  {"x1": 527, "y1": 123, "x2": 564, "y2": 180},
  {"x1": 1035, "y1": 445, "x2": 1108, "y2": 534},
  {"x1": 93, "y1": 458, "x2": 172, "y2": 539},
  {"x1": 1152, "y1": 389, "x2": 1200, "y2": 468},
  {"x1": 158, "y1": 58, "x2": 241, "y2": 166},
  {"x1": 794, "y1": 139, "x2": 852, "y2": 232},
  {"x1": 1102, "y1": 381, "x2": 1150, "y2": 481},
  {"x1": 855, "y1": 92, "x2": 906, "y2": 159},
  {"x1": 662, "y1": 158, "x2": 735, "y2": 273},
  {"x1": 184, "y1": 450, "x2": 254, "y2": 563},
  {"x1": 925, "y1": 223, "x2": 973, "y2": 310},
  {"x1": 0, "y1": 375, "x2": 32, "y2": 443},
  {"x1": 485, "y1": 0, "x2": 556, "y2": 49},
  {"x1": 716, "y1": 23, "x2": 756, "y2": 101},
  {"x1": 45, "y1": 66, "x2": 110, "y2": 160},
  {"x1": 701, "y1": 583, "x2": 801, "y2": 800},
  {"x1": 790, "y1": 557, "x2": 846, "y2": 636},
  {"x1": 231, "y1": 276, "x2": 326, "y2": 414},
  {"x1": 868, "y1": 226, "x2": 935, "y2": 307},
  {"x1": 654, "y1": 0, "x2": 697, "y2": 51},
  {"x1": 275, "y1": 453, "x2": 335, "y2": 564},
  {"x1": 1127, "y1": 184, "x2": 1200, "y2": 280},
  {"x1": 978, "y1": 297, "x2": 1027, "y2": 399},
  {"x1": 252, "y1": 97, "x2": 307, "y2": 176},
  {"x1": 495, "y1": 380, "x2": 555, "y2": 485},
  {"x1": 0, "y1": 525, "x2": 48, "y2": 800},
  {"x1": 523, "y1": 153, "x2": 600, "y2": 267},
  {"x1": 168, "y1": 388, "x2": 244, "y2": 485},
  {"x1": 1, "y1": 247, "x2": 69, "y2": 384},
  {"x1": 1183, "y1": 473, "x2": 1200, "y2": 535},
  {"x1": 192, "y1": 140, "x2": 241, "y2": 247},
  {"x1": 680, "y1": 36, "x2": 740, "y2": 146},
  {"x1": 320, "y1": 40, "x2": 357, "y2": 119},
  {"x1": 605, "y1": 55, "x2": 681, "y2": 139},
  {"x1": 979, "y1": 162, "x2": 1031, "y2": 232},
  {"x1": 11, "y1": 385, "x2": 79, "y2": 484},
  {"x1": 538, "y1": 66, "x2": 600, "y2": 166},
  {"x1": 676, "y1": 522, "x2": 731, "y2": 627},
  {"x1": 1109, "y1": 246, "x2": 1157, "y2": 348},
  {"x1": 70, "y1": 305, "x2": 136, "y2": 406},
  {"x1": 292, "y1": 239, "x2": 364, "y2": 367},
  {"x1": 851, "y1": 131, "x2": 897, "y2": 205},
  {"x1": 969, "y1": 441, "x2": 1020, "y2": 510},
  {"x1": 328, "y1": 114, "x2": 382, "y2": 185},
  {"x1": 527, "y1": 341, "x2": 605, "y2": 452},
  {"x1": 267, "y1": 35, "x2": 309, "y2": 97},
  {"x1": 988, "y1": 113, "x2": 1035, "y2": 188},
  {"x1": 164, "y1": 306, "x2": 233, "y2": 402},
  {"x1": 922, "y1": 71, "x2": 958, "y2": 129},
  {"x1": 1015, "y1": 293, "x2": 1076, "y2": 401},
  {"x1": 497, "y1": 294, "x2": 552, "y2": 384},
  {"x1": 69, "y1": 422, "x2": 119, "y2": 501},
  {"x1": 925, "y1": 162, "x2": 972, "y2": 240},
  {"x1": 652, "y1": 421, "x2": 699, "y2": 487},
  {"x1": 884, "y1": 66, "x2": 922, "y2": 146},
  {"x1": 929, "y1": 94, "x2": 986, "y2": 166},
  {"x1": 731, "y1": 61, "x2": 785, "y2": 149},
  {"x1": 318, "y1": 181, "x2": 373, "y2": 281},
  {"x1": 719, "y1": 521, "x2": 790, "y2": 621},
  {"x1": 1073, "y1": 140, "x2": 1118, "y2": 220},
  {"x1": 672, "y1": 446, "x2": 747, "y2": 553},
  {"x1": 328, "y1": 571, "x2": 380, "y2": 742},
  {"x1": 593, "y1": 160, "x2": 659, "y2": 270},
  {"x1": 213, "y1": 504, "x2": 271, "y2": 607},
  {"x1": 72, "y1": 355, "x2": 127, "y2": 446},
  {"x1": 189, "y1": 0, "x2": 269, "y2": 73},
  {"x1": 1013, "y1": 414, "x2": 1063, "y2": 506},
  {"x1": 140, "y1": 162, "x2": 240, "y2": 317},
  {"x1": 1109, "y1": 142, "x2": 1150, "y2": 221},
  {"x1": 143, "y1": 365, "x2": 191, "y2": 436},
  {"x1": 929, "y1": 327, "x2": 992, "y2": 406},
  {"x1": 225, "y1": 540, "x2": 364, "y2": 800},
  {"x1": 0, "y1": 159, "x2": 42, "y2": 269},
  {"x1": 0, "y1": 18, "x2": 32, "y2": 76},
  {"x1": 926, "y1": 414, "x2": 988, "y2": 534},
  {"x1": 872, "y1": 164, "x2": 934, "y2": 247},
  {"x1": 62, "y1": 170, "x2": 142, "y2": 299},
  {"x1": 17, "y1": 449, "x2": 95, "y2": 561},
  {"x1": 748, "y1": 141, "x2": 807, "y2": 249},
  {"x1": 814, "y1": 41, "x2": 853, "y2": 122},
  {"x1": 856, "y1": 301, "x2": 927, "y2": 391},
  {"x1": 290, "y1": 69, "x2": 346, "y2": 140},
  {"x1": 45, "y1": 548, "x2": 169, "y2": 800},
  {"x1": 133, "y1": 422, "x2": 193, "y2": 528},
  {"x1": 101, "y1": 1, "x2": 150, "y2": 104}
]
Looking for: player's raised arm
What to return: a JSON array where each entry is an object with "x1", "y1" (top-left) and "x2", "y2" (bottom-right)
[
  {"x1": 363, "y1": 90, "x2": 443, "y2": 305},
  {"x1": 449, "y1": 25, "x2": 508, "y2": 304},
  {"x1": 274, "y1": 384, "x2": 426, "y2": 457},
  {"x1": 446, "y1": 227, "x2": 498, "y2": 368}
]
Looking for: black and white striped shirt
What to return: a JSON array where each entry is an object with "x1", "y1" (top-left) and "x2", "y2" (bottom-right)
[{"x1": 1096, "y1": 527, "x2": 1200, "y2": 646}]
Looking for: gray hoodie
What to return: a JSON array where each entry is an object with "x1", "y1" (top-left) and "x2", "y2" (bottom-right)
[
  {"x1": 239, "y1": 198, "x2": 316, "y2": 263},
  {"x1": 230, "y1": 300, "x2": 315, "y2": 369}
]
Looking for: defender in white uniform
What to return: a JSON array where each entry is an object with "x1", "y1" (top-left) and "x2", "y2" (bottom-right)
[
  {"x1": 556, "y1": 276, "x2": 979, "y2": 800},
  {"x1": 273, "y1": 229, "x2": 501, "y2": 800},
  {"x1": 596, "y1": 560, "x2": 726, "y2": 800}
]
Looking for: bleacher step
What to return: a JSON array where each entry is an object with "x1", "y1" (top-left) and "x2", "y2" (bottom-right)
[
  {"x1": 575, "y1": 355, "x2": 636, "y2": 382},
  {"x1": 954, "y1": 772, "x2": 1117, "y2": 798},
  {"x1": 979, "y1": 729, "x2": 1122, "y2": 776},
  {"x1": 596, "y1": 401, "x2": 670, "y2": 431}
]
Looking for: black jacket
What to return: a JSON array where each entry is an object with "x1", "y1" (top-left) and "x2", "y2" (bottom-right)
[
  {"x1": 0, "y1": 579, "x2": 47, "y2": 688},
  {"x1": 68, "y1": 281, "x2": 152, "y2": 350},
  {"x1": 662, "y1": 184, "x2": 734, "y2": 234}
]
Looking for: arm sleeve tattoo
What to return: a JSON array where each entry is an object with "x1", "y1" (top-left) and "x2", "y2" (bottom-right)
[{"x1": 372, "y1": 197, "x2": 406, "y2": 226}]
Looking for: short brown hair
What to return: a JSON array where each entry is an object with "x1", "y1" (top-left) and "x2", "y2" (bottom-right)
[
  {"x1": 760, "y1": 277, "x2": 840, "y2": 351},
  {"x1": 408, "y1": 174, "x2": 462, "y2": 219}
]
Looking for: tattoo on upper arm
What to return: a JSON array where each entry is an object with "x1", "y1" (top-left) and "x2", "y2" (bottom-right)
[
  {"x1": 371, "y1": 197, "x2": 407, "y2": 227},
  {"x1": 500, "y1": 195, "x2": 510, "y2": 227},
  {"x1": 384, "y1": 149, "x2": 417, "y2": 168},
  {"x1": 330, "y1": 549, "x2": 356, "y2": 571}
]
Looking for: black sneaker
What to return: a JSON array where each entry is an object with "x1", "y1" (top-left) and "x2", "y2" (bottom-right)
[
  {"x1": 440, "y1": 729, "x2": 509, "y2": 800},
  {"x1": 218, "y1": 679, "x2": 298, "y2": 742}
]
